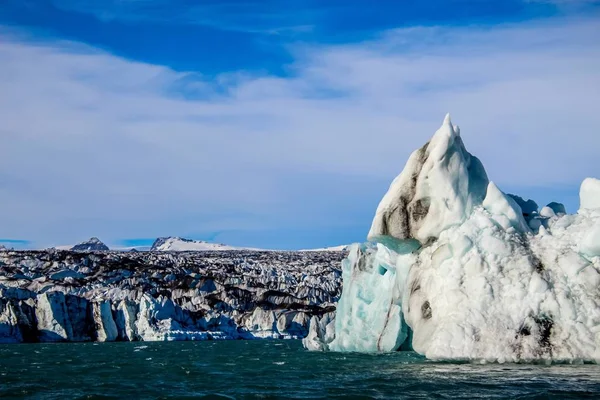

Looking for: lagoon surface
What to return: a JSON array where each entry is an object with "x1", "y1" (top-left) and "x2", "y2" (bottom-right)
[{"x1": 1, "y1": 341, "x2": 599, "y2": 399}]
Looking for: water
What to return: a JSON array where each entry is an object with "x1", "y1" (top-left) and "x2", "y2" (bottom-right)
[{"x1": 1, "y1": 341, "x2": 599, "y2": 399}]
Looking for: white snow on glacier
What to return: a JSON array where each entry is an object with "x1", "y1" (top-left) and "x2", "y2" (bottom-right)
[
  {"x1": 150, "y1": 237, "x2": 241, "y2": 251},
  {"x1": 151, "y1": 237, "x2": 347, "y2": 252},
  {"x1": 304, "y1": 115, "x2": 600, "y2": 363},
  {"x1": 299, "y1": 245, "x2": 348, "y2": 252}
]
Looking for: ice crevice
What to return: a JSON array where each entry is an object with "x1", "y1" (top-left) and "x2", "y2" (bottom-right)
[{"x1": 303, "y1": 114, "x2": 600, "y2": 363}]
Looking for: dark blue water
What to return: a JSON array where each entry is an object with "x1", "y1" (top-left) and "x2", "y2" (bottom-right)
[{"x1": 1, "y1": 341, "x2": 599, "y2": 399}]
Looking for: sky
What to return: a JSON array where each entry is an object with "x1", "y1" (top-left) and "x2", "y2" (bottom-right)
[{"x1": 0, "y1": 0, "x2": 599, "y2": 250}]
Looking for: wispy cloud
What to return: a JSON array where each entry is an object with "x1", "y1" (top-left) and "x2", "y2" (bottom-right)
[
  {"x1": 527, "y1": 0, "x2": 600, "y2": 5},
  {"x1": 117, "y1": 238, "x2": 156, "y2": 247},
  {"x1": 1, "y1": 17, "x2": 599, "y2": 248},
  {"x1": 0, "y1": 239, "x2": 31, "y2": 249},
  {"x1": 0, "y1": 239, "x2": 30, "y2": 244},
  {"x1": 46, "y1": 0, "x2": 318, "y2": 35}
]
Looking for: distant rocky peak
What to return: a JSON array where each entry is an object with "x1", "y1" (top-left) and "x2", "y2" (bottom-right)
[{"x1": 71, "y1": 237, "x2": 109, "y2": 252}]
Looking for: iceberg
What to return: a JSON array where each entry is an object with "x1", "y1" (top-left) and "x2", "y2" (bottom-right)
[{"x1": 304, "y1": 115, "x2": 600, "y2": 363}]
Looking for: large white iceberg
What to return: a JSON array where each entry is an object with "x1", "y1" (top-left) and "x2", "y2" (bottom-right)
[{"x1": 304, "y1": 115, "x2": 600, "y2": 363}]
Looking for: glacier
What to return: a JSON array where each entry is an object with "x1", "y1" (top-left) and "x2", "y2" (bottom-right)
[
  {"x1": 0, "y1": 250, "x2": 342, "y2": 343},
  {"x1": 304, "y1": 114, "x2": 600, "y2": 363}
]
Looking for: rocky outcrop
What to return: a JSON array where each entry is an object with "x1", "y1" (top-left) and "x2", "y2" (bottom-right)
[
  {"x1": 71, "y1": 237, "x2": 109, "y2": 251},
  {"x1": 0, "y1": 249, "x2": 342, "y2": 343}
]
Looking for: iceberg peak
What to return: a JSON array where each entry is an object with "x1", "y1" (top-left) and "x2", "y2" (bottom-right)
[
  {"x1": 436, "y1": 113, "x2": 458, "y2": 139},
  {"x1": 443, "y1": 112, "x2": 452, "y2": 126},
  {"x1": 368, "y1": 114, "x2": 488, "y2": 244}
]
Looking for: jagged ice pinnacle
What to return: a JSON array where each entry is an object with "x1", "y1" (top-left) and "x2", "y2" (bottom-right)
[{"x1": 304, "y1": 114, "x2": 600, "y2": 363}]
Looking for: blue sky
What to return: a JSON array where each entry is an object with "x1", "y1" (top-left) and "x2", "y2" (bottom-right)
[
  {"x1": 0, "y1": 0, "x2": 565, "y2": 75},
  {"x1": 1, "y1": 0, "x2": 599, "y2": 249}
]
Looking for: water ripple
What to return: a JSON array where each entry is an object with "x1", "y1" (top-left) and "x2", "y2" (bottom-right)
[{"x1": 0, "y1": 341, "x2": 599, "y2": 399}]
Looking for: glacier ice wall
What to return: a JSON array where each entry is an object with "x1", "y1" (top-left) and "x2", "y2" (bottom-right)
[
  {"x1": 305, "y1": 115, "x2": 600, "y2": 362},
  {"x1": 0, "y1": 251, "x2": 342, "y2": 343}
]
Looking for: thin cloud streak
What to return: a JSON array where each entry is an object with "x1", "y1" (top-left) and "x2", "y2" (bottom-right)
[{"x1": 47, "y1": 0, "x2": 319, "y2": 35}]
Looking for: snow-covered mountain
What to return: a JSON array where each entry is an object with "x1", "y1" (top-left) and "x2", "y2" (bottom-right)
[
  {"x1": 70, "y1": 237, "x2": 109, "y2": 251},
  {"x1": 46, "y1": 236, "x2": 347, "y2": 253},
  {"x1": 150, "y1": 237, "x2": 243, "y2": 251},
  {"x1": 305, "y1": 115, "x2": 600, "y2": 363},
  {"x1": 151, "y1": 236, "x2": 348, "y2": 252},
  {"x1": 300, "y1": 245, "x2": 348, "y2": 252}
]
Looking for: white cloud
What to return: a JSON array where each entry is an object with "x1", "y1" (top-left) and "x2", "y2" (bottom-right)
[{"x1": 1, "y1": 18, "x2": 599, "y2": 247}]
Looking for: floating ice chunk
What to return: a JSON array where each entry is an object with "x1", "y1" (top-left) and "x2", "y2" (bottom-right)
[
  {"x1": 580, "y1": 178, "x2": 600, "y2": 210},
  {"x1": 368, "y1": 114, "x2": 488, "y2": 244}
]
